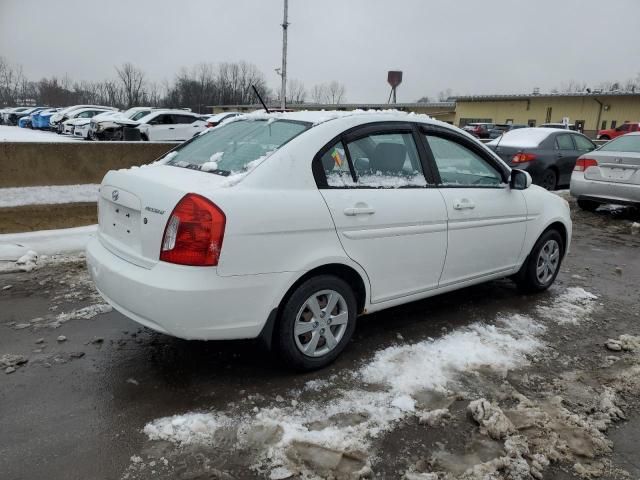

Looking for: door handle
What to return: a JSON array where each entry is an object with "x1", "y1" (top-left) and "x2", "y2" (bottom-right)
[
  {"x1": 453, "y1": 199, "x2": 475, "y2": 210},
  {"x1": 168, "y1": 127, "x2": 175, "y2": 130},
  {"x1": 344, "y1": 207, "x2": 376, "y2": 216}
]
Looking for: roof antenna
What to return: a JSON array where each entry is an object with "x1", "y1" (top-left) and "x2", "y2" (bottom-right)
[{"x1": 252, "y1": 85, "x2": 270, "y2": 113}]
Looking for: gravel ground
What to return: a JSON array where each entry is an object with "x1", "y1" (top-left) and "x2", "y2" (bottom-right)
[{"x1": 1, "y1": 195, "x2": 639, "y2": 480}]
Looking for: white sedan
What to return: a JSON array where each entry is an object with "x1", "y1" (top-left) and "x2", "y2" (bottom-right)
[
  {"x1": 87, "y1": 111, "x2": 572, "y2": 370},
  {"x1": 135, "y1": 110, "x2": 207, "y2": 141}
]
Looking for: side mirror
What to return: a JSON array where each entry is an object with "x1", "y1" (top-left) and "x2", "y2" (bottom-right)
[{"x1": 510, "y1": 169, "x2": 532, "y2": 190}]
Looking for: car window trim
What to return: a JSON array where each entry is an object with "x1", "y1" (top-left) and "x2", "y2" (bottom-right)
[
  {"x1": 313, "y1": 121, "x2": 435, "y2": 189},
  {"x1": 418, "y1": 125, "x2": 510, "y2": 188}
]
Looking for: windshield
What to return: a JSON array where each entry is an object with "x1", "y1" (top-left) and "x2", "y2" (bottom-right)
[
  {"x1": 130, "y1": 111, "x2": 150, "y2": 121},
  {"x1": 164, "y1": 119, "x2": 310, "y2": 175},
  {"x1": 599, "y1": 135, "x2": 640, "y2": 153}
]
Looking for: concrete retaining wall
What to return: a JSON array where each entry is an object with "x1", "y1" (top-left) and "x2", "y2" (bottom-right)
[{"x1": 0, "y1": 141, "x2": 176, "y2": 188}]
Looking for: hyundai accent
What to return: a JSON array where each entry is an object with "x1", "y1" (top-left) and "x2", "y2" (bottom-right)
[{"x1": 86, "y1": 111, "x2": 572, "y2": 370}]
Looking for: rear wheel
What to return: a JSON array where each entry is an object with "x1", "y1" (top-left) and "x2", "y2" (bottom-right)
[
  {"x1": 514, "y1": 229, "x2": 564, "y2": 293},
  {"x1": 540, "y1": 169, "x2": 557, "y2": 190},
  {"x1": 276, "y1": 275, "x2": 357, "y2": 371},
  {"x1": 577, "y1": 199, "x2": 600, "y2": 212}
]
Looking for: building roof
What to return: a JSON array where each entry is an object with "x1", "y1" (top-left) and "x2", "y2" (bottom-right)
[
  {"x1": 455, "y1": 92, "x2": 640, "y2": 102},
  {"x1": 208, "y1": 102, "x2": 456, "y2": 110}
]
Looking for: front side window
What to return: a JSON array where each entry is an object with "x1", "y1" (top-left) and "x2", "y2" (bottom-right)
[
  {"x1": 426, "y1": 135, "x2": 502, "y2": 187},
  {"x1": 556, "y1": 134, "x2": 574, "y2": 150},
  {"x1": 163, "y1": 119, "x2": 309, "y2": 175}
]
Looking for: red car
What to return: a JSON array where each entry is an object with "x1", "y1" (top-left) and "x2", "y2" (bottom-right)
[{"x1": 597, "y1": 122, "x2": 640, "y2": 140}]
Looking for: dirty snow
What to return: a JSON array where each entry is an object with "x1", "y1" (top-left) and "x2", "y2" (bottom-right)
[
  {"x1": 0, "y1": 184, "x2": 99, "y2": 207},
  {"x1": 0, "y1": 125, "x2": 81, "y2": 142},
  {"x1": 536, "y1": 287, "x2": 598, "y2": 325},
  {"x1": 140, "y1": 288, "x2": 599, "y2": 478}
]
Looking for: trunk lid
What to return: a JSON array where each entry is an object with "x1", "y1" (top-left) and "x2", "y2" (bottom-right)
[
  {"x1": 98, "y1": 165, "x2": 231, "y2": 268},
  {"x1": 584, "y1": 150, "x2": 640, "y2": 185}
]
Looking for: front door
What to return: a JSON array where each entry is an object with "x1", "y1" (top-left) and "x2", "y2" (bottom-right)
[
  {"x1": 555, "y1": 133, "x2": 581, "y2": 185},
  {"x1": 317, "y1": 124, "x2": 448, "y2": 303},
  {"x1": 421, "y1": 130, "x2": 528, "y2": 286},
  {"x1": 148, "y1": 114, "x2": 177, "y2": 141}
]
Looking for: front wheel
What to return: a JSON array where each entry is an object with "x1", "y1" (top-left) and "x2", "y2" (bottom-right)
[
  {"x1": 276, "y1": 275, "x2": 357, "y2": 371},
  {"x1": 514, "y1": 229, "x2": 564, "y2": 293}
]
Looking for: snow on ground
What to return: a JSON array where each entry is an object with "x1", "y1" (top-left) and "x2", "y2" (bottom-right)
[
  {"x1": 0, "y1": 125, "x2": 81, "y2": 142},
  {"x1": 0, "y1": 225, "x2": 96, "y2": 271},
  {"x1": 0, "y1": 184, "x2": 99, "y2": 208},
  {"x1": 143, "y1": 288, "x2": 598, "y2": 478}
]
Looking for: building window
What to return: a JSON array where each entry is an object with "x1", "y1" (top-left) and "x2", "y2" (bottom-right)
[
  {"x1": 506, "y1": 118, "x2": 514, "y2": 124},
  {"x1": 528, "y1": 119, "x2": 536, "y2": 127},
  {"x1": 601, "y1": 120, "x2": 607, "y2": 130},
  {"x1": 545, "y1": 107, "x2": 552, "y2": 123},
  {"x1": 611, "y1": 120, "x2": 617, "y2": 129}
]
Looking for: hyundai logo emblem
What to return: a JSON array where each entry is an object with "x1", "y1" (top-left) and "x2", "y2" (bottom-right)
[{"x1": 112, "y1": 190, "x2": 119, "y2": 201}]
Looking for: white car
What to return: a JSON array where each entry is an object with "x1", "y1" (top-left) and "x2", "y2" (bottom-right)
[
  {"x1": 73, "y1": 111, "x2": 121, "y2": 139},
  {"x1": 205, "y1": 111, "x2": 242, "y2": 128},
  {"x1": 135, "y1": 109, "x2": 207, "y2": 141},
  {"x1": 51, "y1": 105, "x2": 117, "y2": 132},
  {"x1": 87, "y1": 111, "x2": 572, "y2": 370},
  {"x1": 61, "y1": 108, "x2": 114, "y2": 135},
  {"x1": 89, "y1": 107, "x2": 156, "y2": 141}
]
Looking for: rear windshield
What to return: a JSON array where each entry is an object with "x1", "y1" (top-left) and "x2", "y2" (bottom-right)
[
  {"x1": 599, "y1": 135, "x2": 640, "y2": 153},
  {"x1": 164, "y1": 119, "x2": 310, "y2": 175}
]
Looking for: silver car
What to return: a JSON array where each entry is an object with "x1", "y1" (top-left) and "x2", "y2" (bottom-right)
[{"x1": 570, "y1": 132, "x2": 640, "y2": 210}]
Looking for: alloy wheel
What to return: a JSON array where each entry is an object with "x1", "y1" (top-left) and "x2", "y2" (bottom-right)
[
  {"x1": 294, "y1": 289, "x2": 349, "y2": 358},
  {"x1": 536, "y1": 239, "x2": 560, "y2": 284}
]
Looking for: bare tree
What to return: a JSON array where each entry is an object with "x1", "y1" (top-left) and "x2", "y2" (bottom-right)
[
  {"x1": 285, "y1": 79, "x2": 306, "y2": 104},
  {"x1": 116, "y1": 62, "x2": 146, "y2": 108},
  {"x1": 311, "y1": 84, "x2": 327, "y2": 103},
  {"x1": 310, "y1": 81, "x2": 346, "y2": 104},
  {"x1": 438, "y1": 88, "x2": 454, "y2": 102}
]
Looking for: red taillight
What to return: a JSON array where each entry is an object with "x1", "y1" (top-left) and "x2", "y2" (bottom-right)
[
  {"x1": 511, "y1": 152, "x2": 537, "y2": 163},
  {"x1": 206, "y1": 121, "x2": 219, "y2": 128},
  {"x1": 574, "y1": 158, "x2": 598, "y2": 172},
  {"x1": 160, "y1": 193, "x2": 225, "y2": 266}
]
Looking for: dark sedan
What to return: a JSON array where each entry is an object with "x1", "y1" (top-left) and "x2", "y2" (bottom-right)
[{"x1": 487, "y1": 128, "x2": 596, "y2": 190}]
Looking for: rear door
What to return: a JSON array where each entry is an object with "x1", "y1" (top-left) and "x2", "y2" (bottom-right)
[
  {"x1": 173, "y1": 114, "x2": 199, "y2": 140},
  {"x1": 421, "y1": 127, "x2": 527, "y2": 286},
  {"x1": 317, "y1": 123, "x2": 448, "y2": 303},
  {"x1": 555, "y1": 133, "x2": 581, "y2": 185}
]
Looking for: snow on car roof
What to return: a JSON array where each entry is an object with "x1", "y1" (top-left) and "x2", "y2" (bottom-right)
[
  {"x1": 487, "y1": 128, "x2": 557, "y2": 148},
  {"x1": 226, "y1": 109, "x2": 442, "y2": 128}
]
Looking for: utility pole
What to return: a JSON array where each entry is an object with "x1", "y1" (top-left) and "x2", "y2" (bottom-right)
[{"x1": 280, "y1": 0, "x2": 289, "y2": 111}]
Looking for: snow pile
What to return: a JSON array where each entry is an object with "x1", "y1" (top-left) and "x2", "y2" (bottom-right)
[
  {"x1": 200, "y1": 152, "x2": 224, "y2": 172},
  {"x1": 145, "y1": 413, "x2": 233, "y2": 445},
  {"x1": 536, "y1": 287, "x2": 598, "y2": 325},
  {"x1": 0, "y1": 225, "x2": 96, "y2": 257},
  {"x1": 219, "y1": 150, "x2": 276, "y2": 187},
  {"x1": 486, "y1": 128, "x2": 556, "y2": 148},
  {"x1": 15, "y1": 250, "x2": 38, "y2": 272},
  {"x1": 0, "y1": 184, "x2": 99, "y2": 208}
]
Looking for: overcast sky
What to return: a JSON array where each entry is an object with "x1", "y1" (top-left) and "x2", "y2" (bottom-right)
[{"x1": 2, "y1": 0, "x2": 639, "y2": 103}]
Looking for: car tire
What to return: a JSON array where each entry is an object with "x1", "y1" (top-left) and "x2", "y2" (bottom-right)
[
  {"x1": 276, "y1": 275, "x2": 357, "y2": 371},
  {"x1": 577, "y1": 199, "x2": 600, "y2": 212},
  {"x1": 514, "y1": 229, "x2": 564, "y2": 293},
  {"x1": 540, "y1": 169, "x2": 557, "y2": 191}
]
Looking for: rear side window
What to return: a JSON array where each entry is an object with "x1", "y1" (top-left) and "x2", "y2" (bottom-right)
[
  {"x1": 321, "y1": 132, "x2": 427, "y2": 188},
  {"x1": 425, "y1": 135, "x2": 502, "y2": 187},
  {"x1": 174, "y1": 115, "x2": 196, "y2": 124},
  {"x1": 572, "y1": 135, "x2": 595, "y2": 152},
  {"x1": 599, "y1": 135, "x2": 640, "y2": 153},
  {"x1": 556, "y1": 134, "x2": 574, "y2": 150}
]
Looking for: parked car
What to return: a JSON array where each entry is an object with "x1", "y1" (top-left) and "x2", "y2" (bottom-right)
[
  {"x1": 597, "y1": 122, "x2": 640, "y2": 140},
  {"x1": 462, "y1": 122, "x2": 495, "y2": 138},
  {"x1": 135, "y1": 109, "x2": 207, "y2": 141},
  {"x1": 487, "y1": 128, "x2": 596, "y2": 190},
  {"x1": 74, "y1": 111, "x2": 121, "y2": 139},
  {"x1": 488, "y1": 124, "x2": 527, "y2": 139},
  {"x1": 205, "y1": 111, "x2": 242, "y2": 128},
  {"x1": 50, "y1": 105, "x2": 117, "y2": 132},
  {"x1": 31, "y1": 108, "x2": 60, "y2": 129},
  {"x1": 89, "y1": 107, "x2": 156, "y2": 141},
  {"x1": 538, "y1": 123, "x2": 577, "y2": 131},
  {"x1": 6, "y1": 106, "x2": 45, "y2": 126},
  {"x1": 86, "y1": 111, "x2": 571, "y2": 370},
  {"x1": 61, "y1": 108, "x2": 114, "y2": 135},
  {"x1": 570, "y1": 132, "x2": 640, "y2": 210}
]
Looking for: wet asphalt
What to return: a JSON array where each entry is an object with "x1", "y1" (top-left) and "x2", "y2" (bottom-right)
[{"x1": 1, "y1": 198, "x2": 639, "y2": 480}]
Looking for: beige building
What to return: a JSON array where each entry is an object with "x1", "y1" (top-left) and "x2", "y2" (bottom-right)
[
  {"x1": 209, "y1": 102, "x2": 457, "y2": 124},
  {"x1": 454, "y1": 93, "x2": 640, "y2": 138}
]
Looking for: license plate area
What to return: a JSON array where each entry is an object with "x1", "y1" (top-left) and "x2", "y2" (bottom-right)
[
  {"x1": 601, "y1": 167, "x2": 635, "y2": 182},
  {"x1": 102, "y1": 201, "x2": 141, "y2": 246}
]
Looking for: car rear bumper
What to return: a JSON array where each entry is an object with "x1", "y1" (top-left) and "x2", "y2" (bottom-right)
[
  {"x1": 86, "y1": 236, "x2": 289, "y2": 340},
  {"x1": 570, "y1": 172, "x2": 640, "y2": 205}
]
